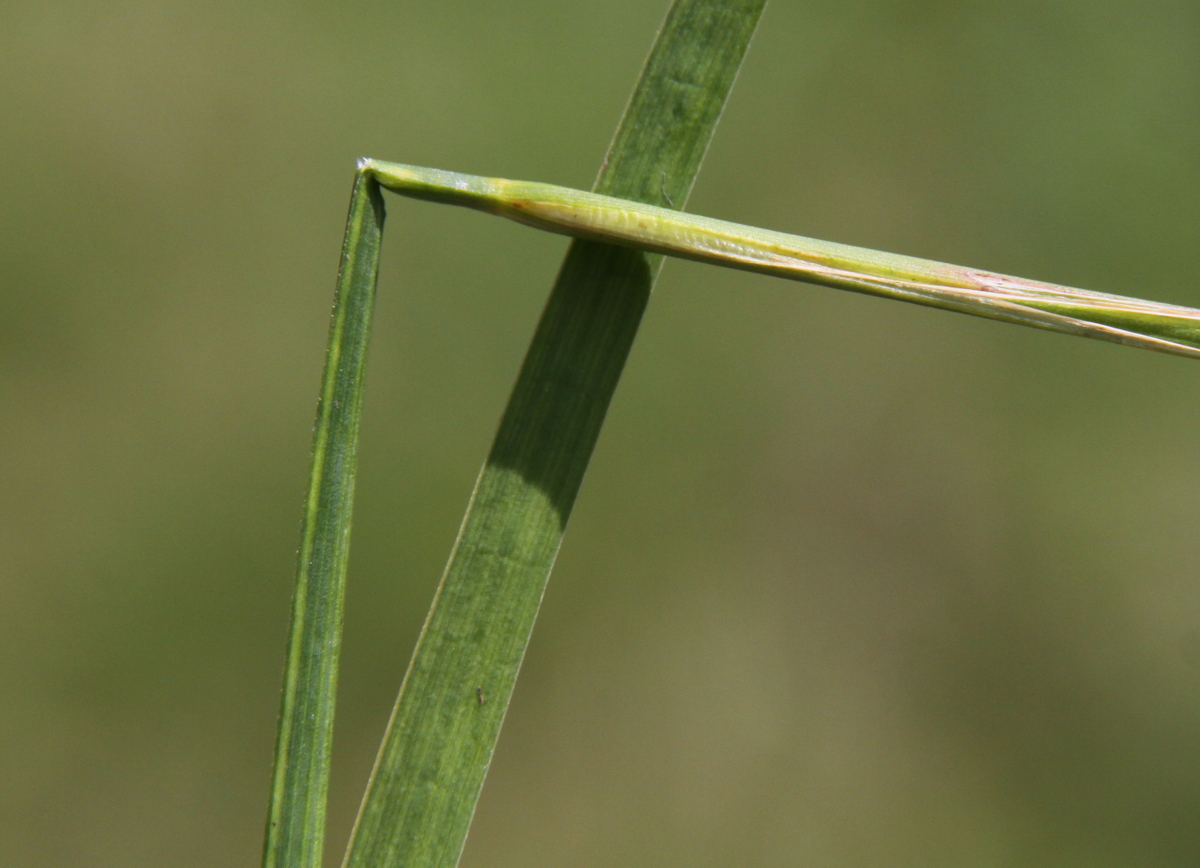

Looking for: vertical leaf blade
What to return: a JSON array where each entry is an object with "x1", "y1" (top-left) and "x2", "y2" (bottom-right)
[
  {"x1": 343, "y1": 3, "x2": 767, "y2": 866},
  {"x1": 263, "y1": 169, "x2": 385, "y2": 868}
]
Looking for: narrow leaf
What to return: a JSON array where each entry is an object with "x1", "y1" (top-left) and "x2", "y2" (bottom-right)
[
  {"x1": 365, "y1": 161, "x2": 1200, "y2": 361},
  {"x1": 263, "y1": 166, "x2": 384, "y2": 868},
  {"x1": 342, "y1": 2, "x2": 767, "y2": 867}
]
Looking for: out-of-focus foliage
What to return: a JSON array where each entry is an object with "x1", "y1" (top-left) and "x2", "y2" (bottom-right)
[{"x1": 2, "y1": 2, "x2": 1200, "y2": 866}]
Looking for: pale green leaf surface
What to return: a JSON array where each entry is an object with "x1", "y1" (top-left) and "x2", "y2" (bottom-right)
[{"x1": 366, "y1": 161, "x2": 1200, "y2": 361}]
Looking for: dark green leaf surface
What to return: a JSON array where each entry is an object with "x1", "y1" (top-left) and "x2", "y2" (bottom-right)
[
  {"x1": 262, "y1": 169, "x2": 385, "y2": 868},
  {"x1": 342, "y1": 2, "x2": 767, "y2": 866}
]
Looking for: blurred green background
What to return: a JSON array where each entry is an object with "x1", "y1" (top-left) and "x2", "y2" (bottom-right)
[{"x1": 3, "y1": 1, "x2": 1200, "y2": 865}]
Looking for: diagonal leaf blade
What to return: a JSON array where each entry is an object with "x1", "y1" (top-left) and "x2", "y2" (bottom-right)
[{"x1": 342, "y1": 2, "x2": 768, "y2": 866}]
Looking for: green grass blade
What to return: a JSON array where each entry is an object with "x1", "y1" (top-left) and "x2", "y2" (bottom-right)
[
  {"x1": 262, "y1": 166, "x2": 385, "y2": 868},
  {"x1": 366, "y1": 162, "x2": 1200, "y2": 361},
  {"x1": 341, "y1": 2, "x2": 767, "y2": 867}
]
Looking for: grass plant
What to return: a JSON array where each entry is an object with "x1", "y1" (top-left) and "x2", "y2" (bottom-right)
[
  {"x1": 264, "y1": 2, "x2": 768, "y2": 866},
  {"x1": 265, "y1": 2, "x2": 1200, "y2": 867}
]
